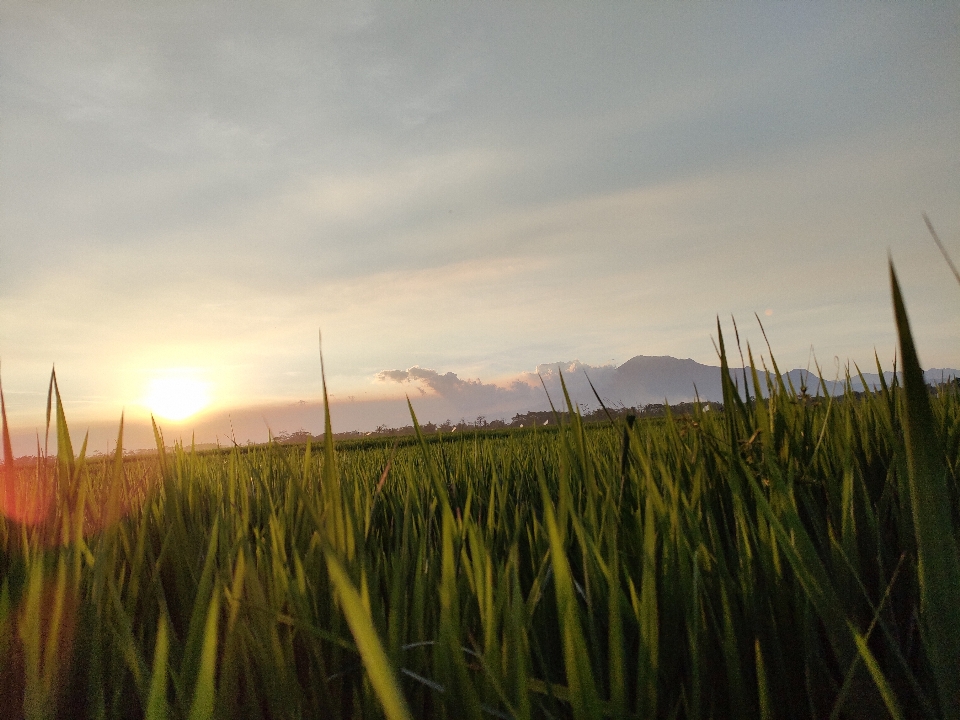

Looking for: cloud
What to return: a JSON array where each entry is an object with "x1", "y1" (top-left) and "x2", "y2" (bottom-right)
[
  {"x1": 376, "y1": 360, "x2": 631, "y2": 416},
  {"x1": 377, "y1": 365, "x2": 541, "y2": 407},
  {"x1": 377, "y1": 369, "x2": 412, "y2": 383}
]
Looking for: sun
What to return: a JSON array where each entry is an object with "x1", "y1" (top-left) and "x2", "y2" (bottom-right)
[{"x1": 144, "y1": 375, "x2": 211, "y2": 421}]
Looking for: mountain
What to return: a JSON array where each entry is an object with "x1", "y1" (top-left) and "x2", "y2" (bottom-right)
[{"x1": 578, "y1": 355, "x2": 959, "y2": 409}]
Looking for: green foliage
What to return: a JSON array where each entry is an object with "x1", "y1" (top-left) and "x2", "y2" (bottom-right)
[{"x1": 0, "y1": 278, "x2": 958, "y2": 719}]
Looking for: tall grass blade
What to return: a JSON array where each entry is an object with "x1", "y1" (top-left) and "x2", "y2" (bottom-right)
[
  {"x1": 325, "y1": 552, "x2": 414, "y2": 720},
  {"x1": 150, "y1": 415, "x2": 167, "y2": 478},
  {"x1": 145, "y1": 615, "x2": 170, "y2": 720},
  {"x1": 924, "y1": 212, "x2": 960, "y2": 287},
  {"x1": 105, "y1": 413, "x2": 125, "y2": 529},
  {"x1": 319, "y1": 331, "x2": 353, "y2": 558},
  {"x1": 541, "y1": 477, "x2": 602, "y2": 720},
  {"x1": 187, "y1": 589, "x2": 220, "y2": 720},
  {"x1": 1, "y1": 367, "x2": 20, "y2": 524},
  {"x1": 890, "y1": 262, "x2": 960, "y2": 717}
]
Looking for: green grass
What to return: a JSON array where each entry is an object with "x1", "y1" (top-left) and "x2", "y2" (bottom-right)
[{"x1": 0, "y1": 270, "x2": 958, "y2": 719}]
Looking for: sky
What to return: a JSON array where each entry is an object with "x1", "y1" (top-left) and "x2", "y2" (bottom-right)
[{"x1": 1, "y1": 3, "x2": 958, "y2": 453}]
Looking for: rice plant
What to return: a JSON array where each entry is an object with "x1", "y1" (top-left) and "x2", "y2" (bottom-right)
[{"x1": 0, "y1": 264, "x2": 957, "y2": 719}]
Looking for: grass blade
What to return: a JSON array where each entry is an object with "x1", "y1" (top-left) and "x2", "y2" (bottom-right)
[
  {"x1": 541, "y1": 476, "x2": 602, "y2": 720},
  {"x1": 145, "y1": 614, "x2": 170, "y2": 720},
  {"x1": 187, "y1": 588, "x2": 220, "y2": 720},
  {"x1": 325, "y1": 552, "x2": 414, "y2": 720},
  {"x1": 890, "y1": 262, "x2": 960, "y2": 717}
]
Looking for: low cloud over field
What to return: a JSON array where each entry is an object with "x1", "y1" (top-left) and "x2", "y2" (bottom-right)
[
  {"x1": 377, "y1": 365, "x2": 542, "y2": 405},
  {"x1": 375, "y1": 357, "x2": 705, "y2": 418}
]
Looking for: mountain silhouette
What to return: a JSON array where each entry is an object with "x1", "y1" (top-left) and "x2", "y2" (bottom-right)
[
  {"x1": 607, "y1": 355, "x2": 724, "y2": 403},
  {"x1": 581, "y1": 355, "x2": 959, "y2": 408}
]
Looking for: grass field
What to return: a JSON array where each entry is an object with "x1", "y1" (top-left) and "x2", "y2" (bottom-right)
[{"x1": 0, "y1": 265, "x2": 958, "y2": 719}]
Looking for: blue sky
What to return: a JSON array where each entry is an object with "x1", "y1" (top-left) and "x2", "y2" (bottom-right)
[{"x1": 1, "y1": 3, "x2": 958, "y2": 451}]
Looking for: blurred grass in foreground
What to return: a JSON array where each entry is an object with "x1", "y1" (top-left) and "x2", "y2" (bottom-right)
[{"x1": 0, "y1": 266, "x2": 958, "y2": 719}]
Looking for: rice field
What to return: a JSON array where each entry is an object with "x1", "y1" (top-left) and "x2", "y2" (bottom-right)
[{"x1": 0, "y1": 265, "x2": 957, "y2": 719}]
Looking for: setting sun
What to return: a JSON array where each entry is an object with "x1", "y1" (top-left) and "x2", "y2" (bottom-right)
[{"x1": 143, "y1": 374, "x2": 211, "y2": 421}]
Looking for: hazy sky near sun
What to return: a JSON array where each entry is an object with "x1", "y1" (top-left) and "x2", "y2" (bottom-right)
[{"x1": 1, "y1": 3, "x2": 959, "y2": 449}]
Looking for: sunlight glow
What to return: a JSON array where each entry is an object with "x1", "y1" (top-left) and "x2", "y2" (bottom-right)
[{"x1": 143, "y1": 374, "x2": 211, "y2": 421}]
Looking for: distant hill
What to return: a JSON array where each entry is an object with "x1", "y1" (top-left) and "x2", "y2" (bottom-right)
[
  {"x1": 579, "y1": 355, "x2": 959, "y2": 408},
  {"x1": 607, "y1": 355, "x2": 726, "y2": 403}
]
